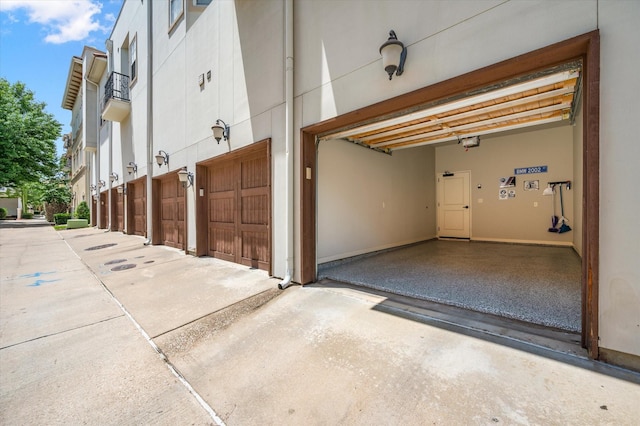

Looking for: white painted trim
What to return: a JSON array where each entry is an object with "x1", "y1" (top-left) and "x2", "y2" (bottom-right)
[
  {"x1": 318, "y1": 236, "x2": 437, "y2": 264},
  {"x1": 470, "y1": 237, "x2": 574, "y2": 247}
]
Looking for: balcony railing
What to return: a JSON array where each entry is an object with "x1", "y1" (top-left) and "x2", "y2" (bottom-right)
[
  {"x1": 103, "y1": 71, "x2": 130, "y2": 109},
  {"x1": 102, "y1": 72, "x2": 131, "y2": 122}
]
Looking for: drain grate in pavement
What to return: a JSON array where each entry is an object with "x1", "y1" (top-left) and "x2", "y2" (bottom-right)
[
  {"x1": 111, "y1": 264, "x2": 136, "y2": 271},
  {"x1": 105, "y1": 259, "x2": 127, "y2": 265},
  {"x1": 85, "y1": 243, "x2": 117, "y2": 251}
]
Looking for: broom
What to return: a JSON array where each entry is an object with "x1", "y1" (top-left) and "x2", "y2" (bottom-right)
[
  {"x1": 546, "y1": 185, "x2": 559, "y2": 232},
  {"x1": 558, "y1": 184, "x2": 572, "y2": 233}
]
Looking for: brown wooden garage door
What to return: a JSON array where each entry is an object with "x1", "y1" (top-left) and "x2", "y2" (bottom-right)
[
  {"x1": 154, "y1": 173, "x2": 185, "y2": 249},
  {"x1": 206, "y1": 141, "x2": 270, "y2": 271},
  {"x1": 127, "y1": 179, "x2": 146, "y2": 237},
  {"x1": 99, "y1": 192, "x2": 108, "y2": 229},
  {"x1": 112, "y1": 187, "x2": 124, "y2": 232},
  {"x1": 91, "y1": 197, "x2": 97, "y2": 226}
]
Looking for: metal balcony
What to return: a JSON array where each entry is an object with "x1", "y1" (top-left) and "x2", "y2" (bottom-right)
[{"x1": 102, "y1": 72, "x2": 131, "y2": 122}]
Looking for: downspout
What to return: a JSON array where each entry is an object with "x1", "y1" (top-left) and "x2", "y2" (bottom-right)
[
  {"x1": 105, "y1": 39, "x2": 114, "y2": 232},
  {"x1": 144, "y1": 0, "x2": 154, "y2": 245},
  {"x1": 278, "y1": 0, "x2": 294, "y2": 290},
  {"x1": 84, "y1": 76, "x2": 100, "y2": 228}
]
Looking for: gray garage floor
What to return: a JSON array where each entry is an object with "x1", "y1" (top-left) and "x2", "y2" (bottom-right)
[{"x1": 318, "y1": 240, "x2": 582, "y2": 332}]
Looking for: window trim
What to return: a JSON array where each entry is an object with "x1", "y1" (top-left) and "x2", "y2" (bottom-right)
[
  {"x1": 169, "y1": 0, "x2": 184, "y2": 32},
  {"x1": 129, "y1": 34, "x2": 138, "y2": 86}
]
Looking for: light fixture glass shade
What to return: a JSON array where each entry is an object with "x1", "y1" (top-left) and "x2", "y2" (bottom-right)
[
  {"x1": 381, "y1": 43, "x2": 403, "y2": 78},
  {"x1": 212, "y1": 124, "x2": 224, "y2": 142},
  {"x1": 155, "y1": 154, "x2": 165, "y2": 166},
  {"x1": 117, "y1": 186, "x2": 123, "y2": 194},
  {"x1": 126, "y1": 162, "x2": 137, "y2": 174},
  {"x1": 177, "y1": 168, "x2": 189, "y2": 183}
]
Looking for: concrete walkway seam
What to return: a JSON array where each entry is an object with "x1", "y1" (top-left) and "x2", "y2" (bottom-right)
[
  {"x1": 151, "y1": 287, "x2": 280, "y2": 339},
  {"x1": 0, "y1": 315, "x2": 125, "y2": 351},
  {"x1": 62, "y1": 238, "x2": 226, "y2": 426}
]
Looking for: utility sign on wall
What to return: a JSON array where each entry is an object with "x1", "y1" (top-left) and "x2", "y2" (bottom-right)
[{"x1": 514, "y1": 165, "x2": 548, "y2": 175}]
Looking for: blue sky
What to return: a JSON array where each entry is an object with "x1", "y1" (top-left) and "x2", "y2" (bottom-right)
[{"x1": 0, "y1": 0, "x2": 124, "y2": 157}]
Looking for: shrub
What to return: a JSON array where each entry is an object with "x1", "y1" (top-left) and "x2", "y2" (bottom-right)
[
  {"x1": 54, "y1": 213, "x2": 71, "y2": 225},
  {"x1": 75, "y1": 201, "x2": 90, "y2": 220},
  {"x1": 0, "y1": 208, "x2": 6, "y2": 219},
  {"x1": 22, "y1": 212, "x2": 34, "y2": 219}
]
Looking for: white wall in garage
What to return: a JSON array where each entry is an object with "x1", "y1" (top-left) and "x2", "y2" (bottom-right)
[
  {"x1": 317, "y1": 141, "x2": 436, "y2": 263},
  {"x1": 435, "y1": 125, "x2": 577, "y2": 246}
]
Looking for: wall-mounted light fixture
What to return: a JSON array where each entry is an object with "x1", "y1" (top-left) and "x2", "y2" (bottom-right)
[
  {"x1": 126, "y1": 162, "x2": 138, "y2": 175},
  {"x1": 110, "y1": 172, "x2": 119, "y2": 183},
  {"x1": 90, "y1": 184, "x2": 97, "y2": 192},
  {"x1": 211, "y1": 119, "x2": 230, "y2": 144},
  {"x1": 117, "y1": 185, "x2": 124, "y2": 194},
  {"x1": 379, "y1": 30, "x2": 407, "y2": 80},
  {"x1": 98, "y1": 180, "x2": 106, "y2": 188},
  {"x1": 155, "y1": 150, "x2": 169, "y2": 168},
  {"x1": 177, "y1": 167, "x2": 194, "y2": 188}
]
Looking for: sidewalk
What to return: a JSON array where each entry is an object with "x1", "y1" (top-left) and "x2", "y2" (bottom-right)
[
  {"x1": 2, "y1": 220, "x2": 640, "y2": 425},
  {"x1": 0, "y1": 219, "x2": 212, "y2": 424}
]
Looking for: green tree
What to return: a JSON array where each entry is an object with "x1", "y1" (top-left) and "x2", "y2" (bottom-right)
[
  {"x1": 75, "y1": 201, "x2": 90, "y2": 220},
  {"x1": 0, "y1": 78, "x2": 61, "y2": 188}
]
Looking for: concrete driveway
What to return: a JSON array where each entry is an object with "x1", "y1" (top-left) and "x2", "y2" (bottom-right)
[{"x1": 2, "y1": 221, "x2": 639, "y2": 425}]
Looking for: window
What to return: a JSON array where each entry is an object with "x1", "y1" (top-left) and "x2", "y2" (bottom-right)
[
  {"x1": 130, "y1": 36, "x2": 137, "y2": 82},
  {"x1": 194, "y1": 0, "x2": 212, "y2": 5},
  {"x1": 169, "y1": 0, "x2": 184, "y2": 29}
]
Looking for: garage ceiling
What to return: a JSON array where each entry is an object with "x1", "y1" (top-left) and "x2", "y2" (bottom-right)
[{"x1": 318, "y1": 62, "x2": 582, "y2": 153}]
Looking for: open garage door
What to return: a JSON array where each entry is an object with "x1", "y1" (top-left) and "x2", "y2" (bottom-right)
[
  {"x1": 302, "y1": 32, "x2": 599, "y2": 357},
  {"x1": 126, "y1": 178, "x2": 146, "y2": 237},
  {"x1": 197, "y1": 140, "x2": 271, "y2": 272}
]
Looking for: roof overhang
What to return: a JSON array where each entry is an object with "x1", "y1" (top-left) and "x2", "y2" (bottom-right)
[
  {"x1": 319, "y1": 62, "x2": 582, "y2": 153},
  {"x1": 62, "y1": 56, "x2": 83, "y2": 110},
  {"x1": 85, "y1": 52, "x2": 107, "y2": 84}
]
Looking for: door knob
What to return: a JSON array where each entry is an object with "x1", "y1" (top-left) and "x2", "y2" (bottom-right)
[{"x1": 463, "y1": 205, "x2": 469, "y2": 209}]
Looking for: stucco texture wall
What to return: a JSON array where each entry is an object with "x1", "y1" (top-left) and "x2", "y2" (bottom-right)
[
  {"x1": 597, "y1": 0, "x2": 640, "y2": 357},
  {"x1": 435, "y1": 125, "x2": 577, "y2": 246},
  {"x1": 318, "y1": 141, "x2": 436, "y2": 263}
]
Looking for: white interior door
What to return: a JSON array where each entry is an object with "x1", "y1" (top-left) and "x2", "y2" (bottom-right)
[{"x1": 437, "y1": 171, "x2": 470, "y2": 239}]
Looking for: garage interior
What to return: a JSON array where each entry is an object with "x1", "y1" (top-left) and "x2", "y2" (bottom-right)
[{"x1": 315, "y1": 62, "x2": 585, "y2": 336}]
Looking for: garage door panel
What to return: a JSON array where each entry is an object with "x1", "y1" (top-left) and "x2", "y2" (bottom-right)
[
  {"x1": 241, "y1": 156, "x2": 268, "y2": 189},
  {"x1": 241, "y1": 230, "x2": 269, "y2": 269},
  {"x1": 158, "y1": 174, "x2": 185, "y2": 250},
  {"x1": 241, "y1": 194, "x2": 268, "y2": 225},
  {"x1": 211, "y1": 227, "x2": 235, "y2": 258},
  {"x1": 211, "y1": 197, "x2": 235, "y2": 223},
  {"x1": 115, "y1": 191, "x2": 124, "y2": 231},
  {"x1": 162, "y1": 201, "x2": 174, "y2": 220},
  {"x1": 206, "y1": 141, "x2": 270, "y2": 271},
  {"x1": 129, "y1": 181, "x2": 146, "y2": 237},
  {"x1": 210, "y1": 163, "x2": 235, "y2": 192}
]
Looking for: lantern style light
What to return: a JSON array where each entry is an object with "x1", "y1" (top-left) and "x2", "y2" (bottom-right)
[
  {"x1": 155, "y1": 150, "x2": 169, "y2": 167},
  {"x1": 379, "y1": 30, "x2": 407, "y2": 80},
  {"x1": 177, "y1": 167, "x2": 194, "y2": 188},
  {"x1": 211, "y1": 119, "x2": 230, "y2": 144},
  {"x1": 126, "y1": 162, "x2": 137, "y2": 175}
]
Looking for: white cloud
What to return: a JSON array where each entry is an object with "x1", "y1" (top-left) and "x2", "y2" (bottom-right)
[{"x1": 0, "y1": 0, "x2": 109, "y2": 44}]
